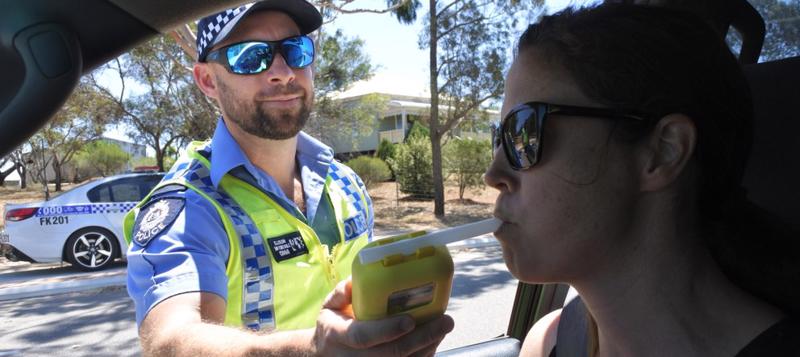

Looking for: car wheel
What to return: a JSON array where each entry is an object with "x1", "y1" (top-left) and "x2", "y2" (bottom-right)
[{"x1": 65, "y1": 227, "x2": 118, "y2": 271}]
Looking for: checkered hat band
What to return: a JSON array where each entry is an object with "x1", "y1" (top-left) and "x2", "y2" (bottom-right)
[{"x1": 197, "y1": 4, "x2": 249, "y2": 60}]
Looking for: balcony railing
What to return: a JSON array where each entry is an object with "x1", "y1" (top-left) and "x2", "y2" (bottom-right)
[{"x1": 379, "y1": 129, "x2": 405, "y2": 144}]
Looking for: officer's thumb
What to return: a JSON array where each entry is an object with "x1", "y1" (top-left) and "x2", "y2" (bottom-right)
[{"x1": 323, "y1": 277, "x2": 353, "y2": 311}]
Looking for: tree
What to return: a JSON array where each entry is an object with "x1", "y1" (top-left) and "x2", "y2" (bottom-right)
[
  {"x1": 74, "y1": 141, "x2": 130, "y2": 178},
  {"x1": 443, "y1": 138, "x2": 491, "y2": 199},
  {"x1": 30, "y1": 80, "x2": 117, "y2": 191},
  {"x1": 91, "y1": 35, "x2": 218, "y2": 172},
  {"x1": 10, "y1": 148, "x2": 29, "y2": 189},
  {"x1": 0, "y1": 156, "x2": 17, "y2": 187},
  {"x1": 389, "y1": 134, "x2": 434, "y2": 198},
  {"x1": 307, "y1": 30, "x2": 390, "y2": 147},
  {"x1": 391, "y1": 0, "x2": 541, "y2": 215}
]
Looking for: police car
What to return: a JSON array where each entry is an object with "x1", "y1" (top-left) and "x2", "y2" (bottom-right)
[{"x1": 1, "y1": 172, "x2": 164, "y2": 271}]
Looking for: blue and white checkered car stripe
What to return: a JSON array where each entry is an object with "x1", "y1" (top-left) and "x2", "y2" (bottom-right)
[
  {"x1": 162, "y1": 146, "x2": 276, "y2": 331},
  {"x1": 36, "y1": 203, "x2": 138, "y2": 217},
  {"x1": 93, "y1": 202, "x2": 138, "y2": 214}
]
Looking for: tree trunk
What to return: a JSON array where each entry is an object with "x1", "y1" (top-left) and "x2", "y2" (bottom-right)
[
  {"x1": 156, "y1": 148, "x2": 165, "y2": 172},
  {"x1": 19, "y1": 165, "x2": 27, "y2": 189},
  {"x1": 0, "y1": 162, "x2": 16, "y2": 186},
  {"x1": 429, "y1": 0, "x2": 446, "y2": 217},
  {"x1": 53, "y1": 158, "x2": 63, "y2": 192}
]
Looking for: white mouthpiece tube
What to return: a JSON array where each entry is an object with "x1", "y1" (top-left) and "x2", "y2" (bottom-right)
[{"x1": 358, "y1": 218, "x2": 501, "y2": 265}]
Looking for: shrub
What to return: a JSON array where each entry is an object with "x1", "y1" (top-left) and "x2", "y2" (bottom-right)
[
  {"x1": 375, "y1": 139, "x2": 396, "y2": 162},
  {"x1": 375, "y1": 139, "x2": 397, "y2": 178},
  {"x1": 74, "y1": 141, "x2": 130, "y2": 179},
  {"x1": 444, "y1": 138, "x2": 492, "y2": 199},
  {"x1": 406, "y1": 121, "x2": 430, "y2": 140},
  {"x1": 345, "y1": 156, "x2": 392, "y2": 188},
  {"x1": 389, "y1": 135, "x2": 434, "y2": 198}
]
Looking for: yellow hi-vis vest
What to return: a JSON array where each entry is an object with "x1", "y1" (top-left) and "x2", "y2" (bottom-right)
[{"x1": 123, "y1": 141, "x2": 371, "y2": 331}]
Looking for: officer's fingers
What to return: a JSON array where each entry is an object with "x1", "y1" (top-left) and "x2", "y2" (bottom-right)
[
  {"x1": 408, "y1": 341, "x2": 441, "y2": 357},
  {"x1": 314, "y1": 307, "x2": 354, "y2": 355},
  {"x1": 385, "y1": 314, "x2": 455, "y2": 356},
  {"x1": 323, "y1": 277, "x2": 353, "y2": 310},
  {"x1": 342, "y1": 314, "x2": 416, "y2": 349}
]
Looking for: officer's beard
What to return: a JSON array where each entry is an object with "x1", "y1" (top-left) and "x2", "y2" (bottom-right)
[{"x1": 216, "y1": 78, "x2": 312, "y2": 140}]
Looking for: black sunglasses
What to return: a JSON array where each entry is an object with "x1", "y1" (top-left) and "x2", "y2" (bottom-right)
[
  {"x1": 491, "y1": 102, "x2": 654, "y2": 170},
  {"x1": 205, "y1": 35, "x2": 315, "y2": 75}
]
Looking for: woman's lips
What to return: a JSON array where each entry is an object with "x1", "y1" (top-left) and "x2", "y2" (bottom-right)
[{"x1": 492, "y1": 215, "x2": 512, "y2": 236}]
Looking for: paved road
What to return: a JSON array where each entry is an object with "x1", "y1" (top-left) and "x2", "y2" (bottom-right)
[{"x1": 0, "y1": 246, "x2": 517, "y2": 356}]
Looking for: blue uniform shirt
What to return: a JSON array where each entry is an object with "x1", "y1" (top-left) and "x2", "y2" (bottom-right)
[{"x1": 126, "y1": 119, "x2": 369, "y2": 327}]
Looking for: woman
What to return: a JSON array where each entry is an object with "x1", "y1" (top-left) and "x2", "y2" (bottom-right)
[{"x1": 484, "y1": 4, "x2": 798, "y2": 357}]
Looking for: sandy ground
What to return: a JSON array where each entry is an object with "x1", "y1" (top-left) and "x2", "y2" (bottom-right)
[{"x1": 368, "y1": 181, "x2": 498, "y2": 233}]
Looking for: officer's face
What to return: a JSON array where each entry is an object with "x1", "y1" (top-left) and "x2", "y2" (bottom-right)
[{"x1": 199, "y1": 10, "x2": 314, "y2": 140}]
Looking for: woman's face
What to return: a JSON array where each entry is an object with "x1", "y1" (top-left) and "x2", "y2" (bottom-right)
[{"x1": 485, "y1": 49, "x2": 642, "y2": 283}]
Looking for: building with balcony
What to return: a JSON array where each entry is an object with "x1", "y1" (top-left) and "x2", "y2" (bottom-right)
[{"x1": 323, "y1": 72, "x2": 498, "y2": 157}]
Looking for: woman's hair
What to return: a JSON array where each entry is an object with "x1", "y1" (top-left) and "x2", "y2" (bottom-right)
[{"x1": 516, "y1": 4, "x2": 799, "y2": 316}]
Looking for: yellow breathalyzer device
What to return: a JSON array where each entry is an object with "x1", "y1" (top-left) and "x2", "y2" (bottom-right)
[{"x1": 351, "y1": 218, "x2": 501, "y2": 324}]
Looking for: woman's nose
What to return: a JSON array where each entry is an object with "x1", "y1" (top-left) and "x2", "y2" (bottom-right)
[{"x1": 484, "y1": 146, "x2": 515, "y2": 193}]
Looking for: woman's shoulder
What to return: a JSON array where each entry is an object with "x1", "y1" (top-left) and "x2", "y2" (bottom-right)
[
  {"x1": 520, "y1": 308, "x2": 562, "y2": 357},
  {"x1": 734, "y1": 317, "x2": 800, "y2": 357}
]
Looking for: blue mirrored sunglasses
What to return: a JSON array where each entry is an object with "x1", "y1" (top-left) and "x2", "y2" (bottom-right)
[{"x1": 205, "y1": 35, "x2": 315, "y2": 75}]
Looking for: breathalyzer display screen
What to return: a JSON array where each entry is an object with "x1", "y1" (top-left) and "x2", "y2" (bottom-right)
[{"x1": 387, "y1": 282, "x2": 436, "y2": 314}]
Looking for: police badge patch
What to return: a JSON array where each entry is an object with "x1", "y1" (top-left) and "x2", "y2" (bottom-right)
[{"x1": 132, "y1": 198, "x2": 184, "y2": 247}]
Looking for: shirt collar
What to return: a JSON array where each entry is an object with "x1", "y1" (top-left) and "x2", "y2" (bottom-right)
[
  {"x1": 208, "y1": 117, "x2": 335, "y2": 188},
  {"x1": 209, "y1": 118, "x2": 251, "y2": 188}
]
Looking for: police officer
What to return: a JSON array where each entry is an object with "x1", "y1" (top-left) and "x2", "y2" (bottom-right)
[{"x1": 124, "y1": 1, "x2": 454, "y2": 355}]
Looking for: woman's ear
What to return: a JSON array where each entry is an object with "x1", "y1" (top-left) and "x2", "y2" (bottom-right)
[
  {"x1": 638, "y1": 114, "x2": 697, "y2": 192},
  {"x1": 193, "y1": 63, "x2": 219, "y2": 100}
]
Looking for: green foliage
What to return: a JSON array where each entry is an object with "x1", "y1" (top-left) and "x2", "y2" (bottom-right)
[
  {"x1": 345, "y1": 156, "x2": 392, "y2": 188},
  {"x1": 443, "y1": 138, "x2": 491, "y2": 199},
  {"x1": 396, "y1": 0, "x2": 541, "y2": 214},
  {"x1": 375, "y1": 139, "x2": 397, "y2": 162},
  {"x1": 307, "y1": 30, "x2": 386, "y2": 148},
  {"x1": 91, "y1": 34, "x2": 217, "y2": 172},
  {"x1": 131, "y1": 156, "x2": 157, "y2": 168},
  {"x1": 311, "y1": 94, "x2": 389, "y2": 149},
  {"x1": 406, "y1": 121, "x2": 430, "y2": 140},
  {"x1": 314, "y1": 29, "x2": 375, "y2": 96},
  {"x1": 389, "y1": 135, "x2": 434, "y2": 198},
  {"x1": 386, "y1": 0, "x2": 423, "y2": 24},
  {"x1": 29, "y1": 79, "x2": 118, "y2": 190},
  {"x1": 375, "y1": 139, "x2": 398, "y2": 178},
  {"x1": 75, "y1": 141, "x2": 130, "y2": 178}
]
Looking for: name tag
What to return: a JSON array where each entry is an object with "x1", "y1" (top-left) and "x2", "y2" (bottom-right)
[{"x1": 267, "y1": 232, "x2": 309, "y2": 262}]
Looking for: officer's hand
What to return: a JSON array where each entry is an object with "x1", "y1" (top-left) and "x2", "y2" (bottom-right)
[{"x1": 313, "y1": 277, "x2": 454, "y2": 357}]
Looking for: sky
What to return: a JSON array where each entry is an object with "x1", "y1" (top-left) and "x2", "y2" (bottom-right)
[
  {"x1": 323, "y1": 0, "x2": 593, "y2": 93},
  {"x1": 3, "y1": 0, "x2": 596, "y2": 182}
]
